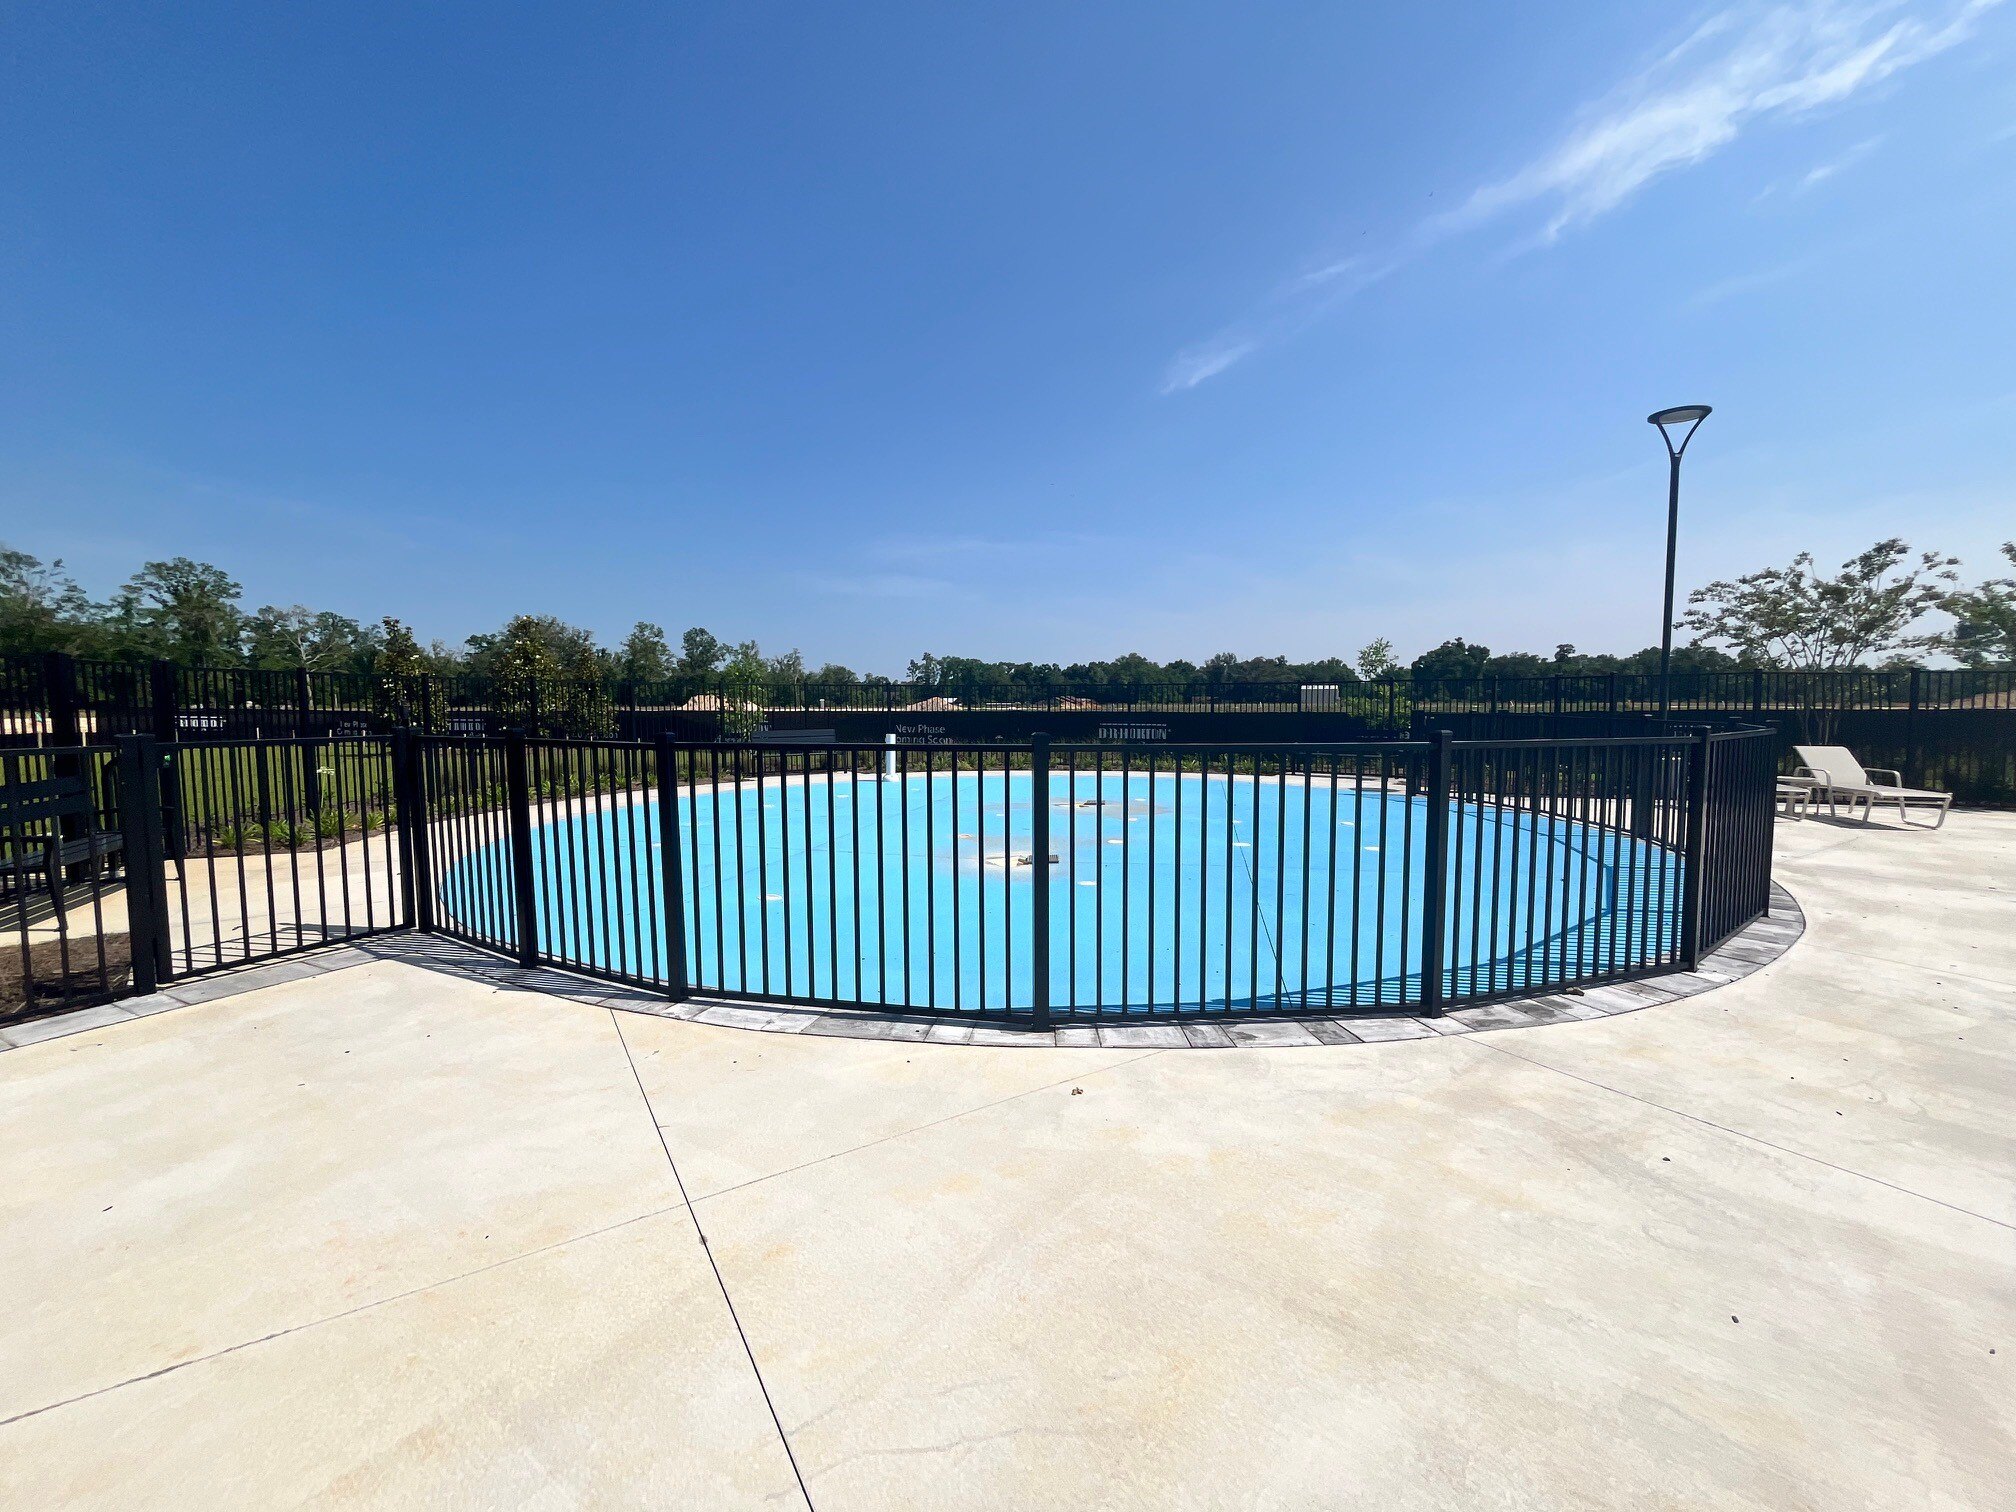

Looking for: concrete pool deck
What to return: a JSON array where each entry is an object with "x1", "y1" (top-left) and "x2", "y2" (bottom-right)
[{"x1": 0, "y1": 810, "x2": 2010, "y2": 1508}]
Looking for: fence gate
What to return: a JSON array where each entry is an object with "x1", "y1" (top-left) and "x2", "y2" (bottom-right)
[{"x1": 141, "y1": 736, "x2": 410, "y2": 982}]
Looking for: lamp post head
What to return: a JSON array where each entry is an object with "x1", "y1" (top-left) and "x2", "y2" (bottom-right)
[{"x1": 1648, "y1": 404, "x2": 1711, "y2": 458}]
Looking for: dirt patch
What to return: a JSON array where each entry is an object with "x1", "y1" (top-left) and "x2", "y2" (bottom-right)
[{"x1": 1, "y1": 933, "x2": 134, "y2": 1021}]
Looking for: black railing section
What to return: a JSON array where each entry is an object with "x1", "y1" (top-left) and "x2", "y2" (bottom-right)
[
  {"x1": 8, "y1": 651, "x2": 2015, "y2": 802},
  {"x1": 2, "y1": 734, "x2": 409, "y2": 1024},
  {"x1": 7, "y1": 651, "x2": 2014, "y2": 738},
  {"x1": 2, "y1": 745, "x2": 129, "y2": 1017},
  {"x1": 155, "y1": 738, "x2": 405, "y2": 977},
  {"x1": 0, "y1": 720, "x2": 1798, "y2": 1028},
  {"x1": 400, "y1": 727, "x2": 1776, "y2": 1025},
  {"x1": 1697, "y1": 729, "x2": 1779, "y2": 953}
]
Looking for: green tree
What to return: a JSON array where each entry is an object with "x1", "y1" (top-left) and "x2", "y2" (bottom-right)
[
  {"x1": 0, "y1": 544, "x2": 91, "y2": 656},
  {"x1": 808, "y1": 662, "x2": 861, "y2": 703},
  {"x1": 1353, "y1": 638, "x2": 1398, "y2": 681},
  {"x1": 1480, "y1": 650, "x2": 1550, "y2": 678},
  {"x1": 1682, "y1": 539, "x2": 1959, "y2": 669},
  {"x1": 719, "y1": 643, "x2": 768, "y2": 738},
  {"x1": 121, "y1": 557, "x2": 246, "y2": 664},
  {"x1": 1409, "y1": 638, "x2": 1491, "y2": 683},
  {"x1": 373, "y1": 617, "x2": 434, "y2": 728},
  {"x1": 1200, "y1": 652, "x2": 1240, "y2": 691},
  {"x1": 677, "y1": 627, "x2": 726, "y2": 679},
  {"x1": 1926, "y1": 543, "x2": 2016, "y2": 667},
  {"x1": 468, "y1": 615, "x2": 610, "y2": 735},
  {"x1": 617, "y1": 622, "x2": 675, "y2": 686},
  {"x1": 245, "y1": 605, "x2": 375, "y2": 672},
  {"x1": 377, "y1": 618, "x2": 427, "y2": 678}
]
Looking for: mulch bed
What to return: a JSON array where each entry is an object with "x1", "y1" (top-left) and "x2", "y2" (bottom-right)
[
  {"x1": 185, "y1": 831, "x2": 388, "y2": 857},
  {"x1": 1, "y1": 932, "x2": 134, "y2": 1022}
]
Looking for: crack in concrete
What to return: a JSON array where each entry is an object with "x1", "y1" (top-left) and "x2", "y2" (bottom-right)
[
  {"x1": 1469, "y1": 1036, "x2": 2015, "y2": 1233},
  {"x1": 609, "y1": 1010, "x2": 818, "y2": 1511},
  {"x1": 0, "y1": 1198, "x2": 694, "y2": 1431},
  {"x1": 687, "y1": 1048, "x2": 1170, "y2": 1206}
]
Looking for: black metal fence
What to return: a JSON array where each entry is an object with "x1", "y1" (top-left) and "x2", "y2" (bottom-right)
[
  {"x1": 156, "y1": 738, "x2": 405, "y2": 977},
  {"x1": 1, "y1": 745, "x2": 128, "y2": 1016},
  {"x1": 402, "y1": 726, "x2": 1774, "y2": 1025},
  {"x1": 11, "y1": 650, "x2": 2013, "y2": 805},
  {"x1": 0, "y1": 734, "x2": 409, "y2": 1022},
  {"x1": 8, "y1": 650, "x2": 2015, "y2": 740},
  {"x1": 0, "y1": 718, "x2": 1808, "y2": 1030}
]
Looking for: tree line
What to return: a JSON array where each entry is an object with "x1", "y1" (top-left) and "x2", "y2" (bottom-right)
[{"x1": 3, "y1": 538, "x2": 2011, "y2": 702}]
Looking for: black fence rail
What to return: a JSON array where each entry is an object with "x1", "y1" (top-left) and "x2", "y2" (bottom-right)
[
  {"x1": 400, "y1": 726, "x2": 1776, "y2": 1025},
  {"x1": 8, "y1": 651, "x2": 2016, "y2": 747}
]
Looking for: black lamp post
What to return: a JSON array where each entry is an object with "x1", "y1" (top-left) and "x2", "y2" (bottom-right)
[{"x1": 1647, "y1": 404, "x2": 1711, "y2": 719}]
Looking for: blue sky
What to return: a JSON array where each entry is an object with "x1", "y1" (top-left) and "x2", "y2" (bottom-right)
[{"x1": 3, "y1": 2, "x2": 2013, "y2": 672}]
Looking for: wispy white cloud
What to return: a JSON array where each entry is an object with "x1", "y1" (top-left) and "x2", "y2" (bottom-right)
[
  {"x1": 1449, "y1": 4, "x2": 1990, "y2": 240},
  {"x1": 1158, "y1": 255, "x2": 1403, "y2": 393},
  {"x1": 1161, "y1": 337, "x2": 1258, "y2": 394},
  {"x1": 1163, "y1": 1, "x2": 2002, "y2": 390},
  {"x1": 1753, "y1": 133, "x2": 1887, "y2": 198},
  {"x1": 1685, "y1": 254, "x2": 1816, "y2": 305},
  {"x1": 1796, "y1": 132, "x2": 1886, "y2": 188}
]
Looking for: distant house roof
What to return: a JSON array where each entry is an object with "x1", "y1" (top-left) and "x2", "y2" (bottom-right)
[
  {"x1": 1053, "y1": 695, "x2": 1098, "y2": 709},
  {"x1": 901, "y1": 695, "x2": 962, "y2": 711},
  {"x1": 679, "y1": 692, "x2": 759, "y2": 711}
]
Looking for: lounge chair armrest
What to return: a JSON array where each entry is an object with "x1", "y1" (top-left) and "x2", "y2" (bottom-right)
[
  {"x1": 1792, "y1": 766, "x2": 1830, "y2": 785},
  {"x1": 1863, "y1": 769, "x2": 1903, "y2": 787}
]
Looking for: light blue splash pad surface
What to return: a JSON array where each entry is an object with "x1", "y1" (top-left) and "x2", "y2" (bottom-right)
[{"x1": 438, "y1": 770, "x2": 1682, "y2": 1014}]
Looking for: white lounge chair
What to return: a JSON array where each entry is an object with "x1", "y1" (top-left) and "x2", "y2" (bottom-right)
[{"x1": 1791, "y1": 745, "x2": 1953, "y2": 830}]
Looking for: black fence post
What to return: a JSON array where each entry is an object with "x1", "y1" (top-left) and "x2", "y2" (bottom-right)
[
  {"x1": 42, "y1": 653, "x2": 86, "y2": 882},
  {"x1": 114, "y1": 734, "x2": 173, "y2": 993},
  {"x1": 302, "y1": 729, "x2": 324, "y2": 818},
  {"x1": 42, "y1": 651, "x2": 82, "y2": 746},
  {"x1": 1906, "y1": 667, "x2": 1922, "y2": 789},
  {"x1": 390, "y1": 729, "x2": 432, "y2": 932},
  {"x1": 294, "y1": 666, "x2": 313, "y2": 739},
  {"x1": 1681, "y1": 730, "x2": 1713, "y2": 968},
  {"x1": 503, "y1": 730, "x2": 540, "y2": 968},
  {"x1": 1029, "y1": 733, "x2": 1052, "y2": 1028},
  {"x1": 148, "y1": 660, "x2": 179, "y2": 741},
  {"x1": 1418, "y1": 729, "x2": 1453, "y2": 1016},
  {"x1": 654, "y1": 735, "x2": 691, "y2": 1001}
]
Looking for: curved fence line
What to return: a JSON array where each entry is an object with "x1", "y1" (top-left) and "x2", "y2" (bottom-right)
[{"x1": 414, "y1": 730, "x2": 1773, "y2": 1024}]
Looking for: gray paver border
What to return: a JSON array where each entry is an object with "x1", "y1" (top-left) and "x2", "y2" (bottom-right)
[{"x1": 1, "y1": 886, "x2": 1805, "y2": 1053}]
